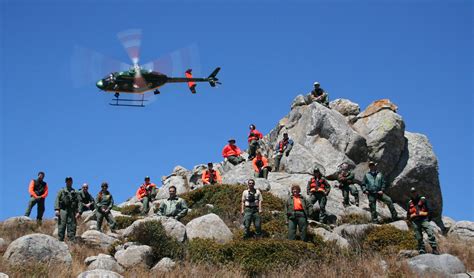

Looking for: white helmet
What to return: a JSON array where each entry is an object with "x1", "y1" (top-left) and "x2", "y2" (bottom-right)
[{"x1": 313, "y1": 81, "x2": 320, "y2": 86}]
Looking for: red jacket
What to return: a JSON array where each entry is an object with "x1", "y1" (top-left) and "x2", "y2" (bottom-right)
[
  {"x1": 28, "y1": 180, "x2": 48, "y2": 198},
  {"x1": 248, "y1": 129, "x2": 263, "y2": 143},
  {"x1": 202, "y1": 169, "x2": 222, "y2": 185},
  {"x1": 252, "y1": 156, "x2": 268, "y2": 172},
  {"x1": 222, "y1": 144, "x2": 242, "y2": 158},
  {"x1": 136, "y1": 183, "x2": 156, "y2": 200}
]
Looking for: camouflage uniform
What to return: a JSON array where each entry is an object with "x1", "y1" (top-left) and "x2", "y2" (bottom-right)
[
  {"x1": 362, "y1": 171, "x2": 397, "y2": 222},
  {"x1": 157, "y1": 196, "x2": 188, "y2": 221},
  {"x1": 95, "y1": 191, "x2": 116, "y2": 231},
  {"x1": 55, "y1": 186, "x2": 80, "y2": 241},
  {"x1": 337, "y1": 169, "x2": 359, "y2": 207}
]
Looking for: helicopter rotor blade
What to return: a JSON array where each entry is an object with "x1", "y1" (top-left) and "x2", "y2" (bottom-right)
[
  {"x1": 117, "y1": 29, "x2": 142, "y2": 65},
  {"x1": 141, "y1": 43, "x2": 200, "y2": 76}
]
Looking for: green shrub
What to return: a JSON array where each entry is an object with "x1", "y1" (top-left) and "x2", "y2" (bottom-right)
[
  {"x1": 128, "y1": 221, "x2": 185, "y2": 263},
  {"x1": 188, "y1": 238, "x2": 330, "y2": 275},
  {"x1": 120, "y1": 204, "x2": 142, "y2": 216},
  {"x1": 115, "y1": 216, "x2": 139, "y2": 230},
  {"x1": 362, "y1": 225, "x2": 417, "y2": 255},
  {"x1": 338, "y1": 213, "x2": 371, "y2": 225}
]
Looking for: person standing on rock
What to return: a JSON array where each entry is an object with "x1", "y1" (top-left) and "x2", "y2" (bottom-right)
[
  {"x1": 361, "y1": 161, "x2": 398, "y2": 223},
  {"x1": 55, "y1": 177, "x2": 80, "y2": 242},
  {"x1": 307, "y1": 167, "x2": 331, "y2": 223},
  {"x1": 248, "y1": 124, "x2": 263, "y2": 160},
  {"x1": 310, "y1": 82, "x2": 329, "y2": 107},
  {"x1": 337, "y1": 163, "x2": 359, "y2": 207},
  {"x1": 201, "y1": 163, "x2": 222, "y2": 185},
  {"x1": 407, "y1": 187, "x2": 439, "y2": 255},
  {"x1": 222, "y1": 139, "x2": 245, "y2": 165},
  {"x1": 95, "y1": 182, "x2": 117, "y2": 232},
  {"x1": 78, "y1": 183, "x2": 95, "y2": 215},
  {"x1": 241, "y1": 179, "x2": 263, "y2": 239},
  {"x1": 157, "y1": 185, "x2": 188, "y2": 221},
  {"x1": 273, "y1": 133, "x2": 294, "y2": 172},
  {"x1": 286, "y1": 184, "x2": 311, "y2": 241},
  {"x1": 252, "y1": 151, "x2": 271, "y2": 179},
  {"x1": 135, "y1": 176, "x2": 157, "y2": 215},
  {"x1": 25, "y1": 171, "x2": 49, "y2": 224}
]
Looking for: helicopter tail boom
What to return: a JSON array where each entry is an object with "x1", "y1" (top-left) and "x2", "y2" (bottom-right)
[{"x1": 167, "y1": 67, "x2": 221, "y2": 93}]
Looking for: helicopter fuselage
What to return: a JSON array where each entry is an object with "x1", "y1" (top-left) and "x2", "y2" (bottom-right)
[{"x1": 96, "y1": 70, "x2": 168, "y2": 93}]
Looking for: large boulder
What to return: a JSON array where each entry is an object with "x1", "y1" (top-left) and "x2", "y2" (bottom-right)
[
  {"x1": 122, "y1": 216, "x2": 186, "y2": 242},
  {"x1": 85, "y1": 254, "x2": 124, "y2": 273},
  {"x1": 330, "y1": 98, "x2": 360, "y2": 116},
  {"x1": 114, "y1": 245, "x2": 153, "y2": 269},
  {"x1": 77, "y1": 270, "x2": 123, "y2": 278},
  {"x1": 442, "y1": 216, "x2": 456, "y2": 232},
  {"x1": 448, "y1": 221, "x2": 474, "y2": 241},
  {"x1": 308, "y1": 227, "x2": 349, "y2": 248},
  {"x1": 388, "y1": 132, "x2": 442, "y2": 220},
  {"x1": 2, "y1": 216, "x2": 33, "y2": 229},
  {"x1": 334, "y1": 224, "x2": 378, "y2": 239},
  {"x1": 81, "y1": 230, "x2": 118, "y2": 249},
  {"x1": 151, "y1": 257, "x2": 176, "y2": 272},
  {"x1": 353, "y1": 99, "x2": 405, "y2": 175},
  {"x1": 0, "y1": 273, "x2": 8, "y2": 278},
  {"x1": 387, "y1": 220, "x2": 410, "y2": 232},
  {"x1": 221, "y1": 161, "x2": 254, "y2": 185},
  {"x1": 407, "y1": 254, "x2": 466, "y2": 276},
  {"x1": 3, "y1": 233, "x2": 72, "y2": 266},
  {"x1": 186, "y1": 213, "x2": 233, "y2": 243}
]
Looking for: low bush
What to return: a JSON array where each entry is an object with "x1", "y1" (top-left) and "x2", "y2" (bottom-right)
[
  {"x1": 128, "y1": 221, "x2": 185, "y2": 263},
  {"x1": 362, "y1": 225, "x2": 417, "y2": 255},
  {"x1": 114, "y1": 216, "x2": 139, "y2": 230},
  {"x1": 338, "y1": 213, "x2": 371, "y2": 225},
  {"x1": 188, "y1": 237, "x2": 331, "y2": 275},
  {"x1": 120, "y1": 204, "x2": 142, "y2": 216}
]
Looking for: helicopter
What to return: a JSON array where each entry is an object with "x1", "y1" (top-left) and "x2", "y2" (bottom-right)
[{"x1": 95, "y1": 30, "x2": 221, "y2": 107}]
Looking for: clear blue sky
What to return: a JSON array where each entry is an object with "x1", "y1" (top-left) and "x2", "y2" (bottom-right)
[{"x1": 1, "y1": 0, "x2": 472, "y2": 221}]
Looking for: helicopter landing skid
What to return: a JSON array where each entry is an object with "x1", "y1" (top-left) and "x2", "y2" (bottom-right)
[{"x1": 109, "y1": 93, "x2": 147, "y2": 107}]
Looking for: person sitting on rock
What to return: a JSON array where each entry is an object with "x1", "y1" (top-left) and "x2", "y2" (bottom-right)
[
  {"x1": 407, "y1": 187, "x2": 439, "y2": 255},
  {"x1": 157, "y1": 185, "x2": 188, "y2": 221},
  {"x1": 273, "y1": 133, "x2": 294, "y2": 172},
  {"x1": 25, "y1": 171, "x2": 49, "y2": 225},
  {"x1": 95, "y1": 182, "x2": 117, "y2": 232},
  {"x1": 241, "y1": 179, "x2": 263, "y2": 239},
  {"x1": 361, "y1": 161, "x2": 398, "y2": 223},
  {"x1": 337, "y1": 163, "x2": 359, "y2": 207},
  {"x1": 136, "y1": 176, "x2": 157, "y2": 215},
  {"x1": 201, "y1": 163, "x2": 222, "y2": 185},
  {"x1": 55, "y1": 177, "x2": 80, "y2": 242},
  {"x1": 252, "y1": 151, "x2": 271, "y2": 179},
  {"x1": 78, "y1": 183, "x2": 95, "y2": 215},
  {"x1": 248, "y1": 124, "x2": 263, "y2": 160},
  {"x1": 310, "y1": 81, "x2": 329, "y2": 107},
  {"x1": 222, "y1": 139, "x2": 245, "y2": 165},
  {"x1": 286, "y1": 184, "x2": 311, "y2": 241},
  {"x1": 307, "y1": 167, "x2": 330, "y2": 223}
]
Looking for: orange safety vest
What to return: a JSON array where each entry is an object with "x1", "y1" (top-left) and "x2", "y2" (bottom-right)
[
  {"x1": 293, "y1": 196, "x2": 304, "y2": 211},
  {"x1": 409, "y1": 198, "x2": 429, "y2": 219},
  {"x1": 309, "y1": 177, "x2": 328, "y2": 193},
  {"x1": 279, "y1": 140, "x2": 288, "y2": 152},
  {"x1": 202, "y1": 170, "x2": 221, "y2": 184},
  {"x1": 248, "y1": 129, "x2": 263, "y2": 143},
  {"x1": 222, "y1": 144, "x2": 242, "y2": 158}
]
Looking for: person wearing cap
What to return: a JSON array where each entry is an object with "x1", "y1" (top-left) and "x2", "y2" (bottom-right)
[
  {"x1": 136, "y1": 176, "x2": 158, "y2": 215},
  {"x1": 95, "y1": 182, "x2": 117, "y2": 232},
  {"x1": 78, "y1": 183, "x2": 95, "y2": 215},
  {"x1": 252, "y1": 151, "x2": 271, "y2": 179},
  {"x1": 157, "y1": 185, "x2": 188, "y2": 221},
  {"x1": 222, "y1": 139, "x2": 245, "y2": 165},
  {"x1": 241, "y1": 179, "x2": 263, "y2": 239},
  {"x1": 337, "y1": 163, "x2": 360, "y2": 207},
  {"x1": 362, "y1": 161, "x2": 398, "y2": 223},
  {"x1": 201, "y1": 163, "x2": 222, "y2": 185},
  {"x1": 248, "y1": 124, "x2": 264, "y2": 160},
  {"x1": 25, "y1": 171, "x2": 49, "y2": 225},
  {"x1": 55, "y1": 177, "x2": 80, "y2": 242},
  {"x1": 306, "y1": 167, "x2": 331, "y2": 223},
  {"x1": 286, "y1": 184, "x2": 311, "y2": 241},
  {"x1": 310, "y1": 82, "x2": 329, "y2": 107},
  {"x1": 273, "y1": 133, "x2": 294, "y2": 172},
  {"x1": 407, "y1": 187, "x2": 439, "y2": 255}
]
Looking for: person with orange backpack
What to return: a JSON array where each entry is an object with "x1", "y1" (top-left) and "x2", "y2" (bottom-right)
[
  {"x1": 407, "y1": 187, "x2": 439, "y2": 255},
  {"x1": 306, "y1": 167, "x2": 330, "y2": 223},
  {"x1": 222, "y1": 139, "x2": 245, "y2": 165},
  {"x1": 136, "y1": 176, "x2": 158, "y2": 215},
  {"x1": 201, "y1": 163, "x2": 222, "y2": 185},
  {"x1": 24, "y1": 171, "x2": 48, "y2": 224},
  {"x1": 248, "y1": 124, "x2": 263, "y2": 160},
  {"x1": 252, "y1": 151, "x2": 271, "y2": 179}
]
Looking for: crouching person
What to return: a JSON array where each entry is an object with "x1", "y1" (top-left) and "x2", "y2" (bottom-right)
[
  {"x1": 95, "y1": 182, "x2": 117, "y2": 232},
  {"x1": 157, "y1": 185, "x2": 188, "y2": 221},
  {"x1": 286, "y1": 184, "x2": 311, "y2": 241}
]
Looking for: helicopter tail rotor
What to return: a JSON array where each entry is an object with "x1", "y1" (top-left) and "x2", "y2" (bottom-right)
[{"x1": 208, "y1": 67, "x2": 221, "y2": 87}]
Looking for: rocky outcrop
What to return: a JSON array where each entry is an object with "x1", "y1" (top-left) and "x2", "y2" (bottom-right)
[
  {"x1": 122, "y1": 216, "x2": 186, "y2": 242},
  {"x1": 3, "y1": 233, "x2": 72, "y2": 266},
  {"x1": 81, "y1": 230, "x2": 118, "y2": 249},
  {"x1": 407, "y1": 254, "x2": 466, "y2": 276},
  {"x1": 186, "y1": 213, "x2": 233, "y2": 243},
  {"x1": 85, "y1": 254, "x2": 124, "y2": 273},
  {"x1": 330, "y1": 98, "x2": 360, "y2": 117},
  {"x1": 387, "y1": 220, "x2": 409, "y2": 231},
  {"x1": 114, "y1": 245, "x2": 153, "y2": 268},
  {"x1": 77, "y1": 270, "x2": 123, "y2": 278},
  {"x1": 448, "y1": 221, "x2": 474, "y2": 241}
]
